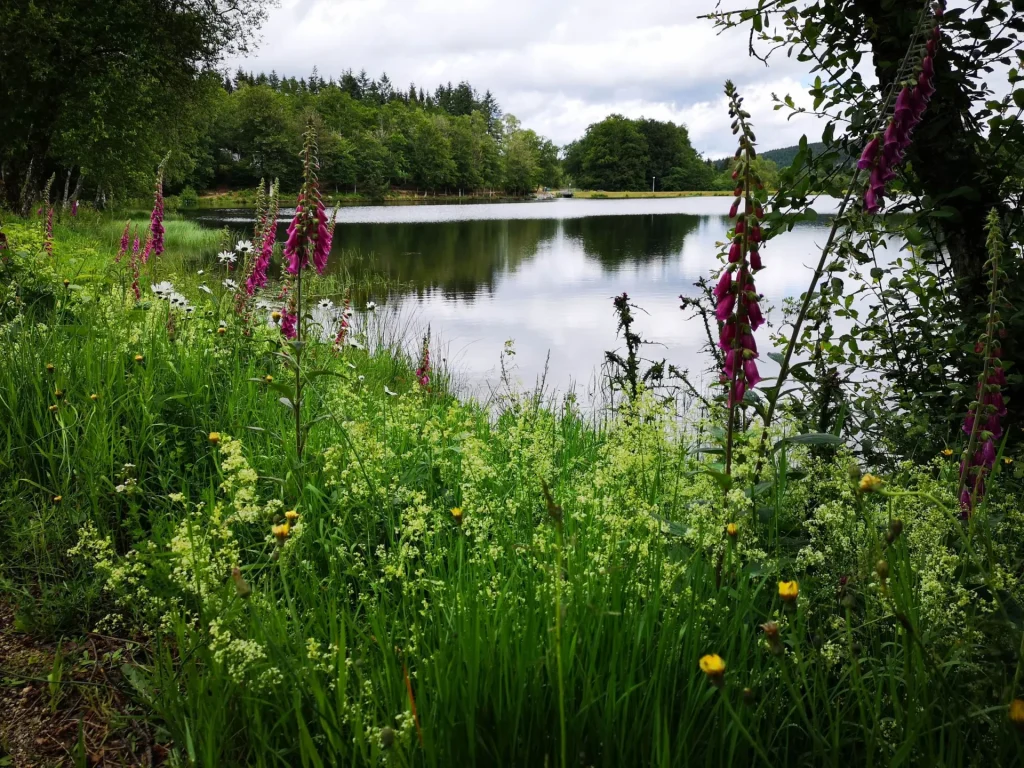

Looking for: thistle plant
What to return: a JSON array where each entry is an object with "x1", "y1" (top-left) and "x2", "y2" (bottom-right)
[
  {"x1": 717, "y1": 82, "x2": 766, "y2": 476},
  {"x1": 958, "y1": 209, "x2": 1008, "y2": 514}
]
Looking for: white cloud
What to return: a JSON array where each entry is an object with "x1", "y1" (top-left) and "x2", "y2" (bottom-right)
[{"x1": 229, "y1": 0, "x2": 827, "y2": 154}]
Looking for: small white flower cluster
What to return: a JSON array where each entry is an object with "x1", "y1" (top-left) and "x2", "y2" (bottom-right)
[{"x1": 151, "y1": 282, "x2": 195, "y2": 312}]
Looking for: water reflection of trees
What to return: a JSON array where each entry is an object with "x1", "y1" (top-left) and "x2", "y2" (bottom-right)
[
  {"x1": 249, "y1": 213, "x2": 709, "y2": 299},
  {"x1": 330, "y1": 219, "x2": 559, "y2": 300},
  {"x1": 562, "y1": 214, "x2": 703, "y2": 268}
]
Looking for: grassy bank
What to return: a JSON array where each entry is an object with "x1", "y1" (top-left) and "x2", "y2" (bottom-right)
[
  {"x1": 189, "y1": 188, "x2": 528, "y2": 208},
  {"x1": 572, "y1": 189, "x2": 734, "y2": 199},
  {"x1": 1, "y1": 214, "x2": 1023, "y2": 766}
]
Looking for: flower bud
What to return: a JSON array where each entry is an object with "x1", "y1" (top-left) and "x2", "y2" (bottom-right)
[
  {"x1": 875, "y1": 560, "x2": 889, "y2": 581},
  {"x1": 231, "y1": 566, "x2": 251, "y2": 599}
]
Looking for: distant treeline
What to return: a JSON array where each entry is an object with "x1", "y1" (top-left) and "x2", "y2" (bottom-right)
[{"x1": 189, "y1": 69, "x2": 559, "y2": 198}]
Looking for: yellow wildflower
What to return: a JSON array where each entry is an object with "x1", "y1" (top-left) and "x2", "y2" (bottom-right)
[
  {"x1": 217, "y1": 326, "x2": 226, "y2": 335},
  {"x1": 1011, "y1": 698, "x2": 1024, "y2": 730},
  {"x1": 272, "y1": 522, "x2": 290, "y2": 544},
  {"x1": 54, "y1": 389, "x2": 64, "y2": 400},
  {"x1": 52, "y1": 495, "x2": 62, "y2": 504},
  {"x1": 726, "y1": 523, "x2": 738, "y2": 538},
  {"x1": 45, "y1": 363, "x2": 55, "y2": 374},
  {"x1": 90, "y1": 393, "x2": 99, "y2": 401},
  {"x1": 48, "y1": 404, "x2": 58, "y2": 413},
  {"x1": 285, "y1": 509, "x2": 299, "y2": 523},
  {"x1": 208, "y1": 432, "x2": 221, "y2": 445},
  {"x1": 134, "y1": 354, "x2": 144, "y2": 364},
  {"x1": 271, "y1": 311, "x2": 282, "y2": 322},
  {"x1": 779, "y1": 580, "x2": 799, "y2": 603},
  {"x1": 941, "y1": 448, "x2": 954, "y2": 457},
  {"x1": 699, "y1": 654, "x2": 726, "y2": 686},
  {"x1": 265, "y1": 375, "x2": 274, "y2": 384},
  {"x1": 451, "y1": 507, "x2": 464, "y2": 524},
  {"x1": 858, "y1": 473, "x2": 883, "y2": 493},
  {"x1": 1004, "y1": 457, "x2": 1014, "y2": 465}
]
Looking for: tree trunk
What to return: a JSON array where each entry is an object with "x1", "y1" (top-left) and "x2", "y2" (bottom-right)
[{"x1": 857, "y1": 0, "x2": 1020, "y2": 423}]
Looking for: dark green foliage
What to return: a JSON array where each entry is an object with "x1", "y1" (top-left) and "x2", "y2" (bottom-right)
[
  {"x1": 715, "y1": 0, "x2": 1024, "y2": 462},
  {"x1": 0, "y1": 0, "x2": 270, "y2": 208},
  {"x1": 564, "y1": 115, "x2": 713, "y2": 191}
]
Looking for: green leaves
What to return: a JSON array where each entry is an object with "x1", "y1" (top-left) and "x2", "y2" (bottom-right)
[{"x1": 773, "y1": 433, "x2": 843, "y2": 453}]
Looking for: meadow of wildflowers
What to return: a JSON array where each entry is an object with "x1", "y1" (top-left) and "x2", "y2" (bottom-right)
[{"x1": 1, "y1": 62, "x2": 1023, "y2": 768}]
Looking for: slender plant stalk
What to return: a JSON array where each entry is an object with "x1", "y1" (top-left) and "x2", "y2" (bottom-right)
[
  {"x1": 295, "y1": 265, "x2": 304, "y2": 461},
  {"x1": 724, "y1": 141, "x2": 753, "y2": 476},
  {"x1": 957, "y1": 214, "x2": 1003, "y2": 503}
]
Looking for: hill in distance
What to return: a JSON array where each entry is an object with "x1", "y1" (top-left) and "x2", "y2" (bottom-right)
[{"x1": 709, "y1": 141, "x2": 826, "y2": 171}]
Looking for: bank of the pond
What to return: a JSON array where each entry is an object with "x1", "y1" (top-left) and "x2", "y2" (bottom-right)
[{"x1": 1, "y1": 215, "x2": 1022, "y2": 767}]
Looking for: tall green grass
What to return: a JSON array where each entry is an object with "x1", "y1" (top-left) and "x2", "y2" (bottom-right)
[{"x1": 0, "y1": 217, "x2": 1022, "y2": 766}]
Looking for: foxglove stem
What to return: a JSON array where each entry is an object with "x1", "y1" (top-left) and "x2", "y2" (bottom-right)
[
  {"x1": 958, "y1": 210, "x2": 1006, "y2": 515},
  {"x1": 150, "y1": 163, "x2": 166, "y2": 258},
  {"x1": 719, "y1": 81, "x2": 765, "y2": 478}
]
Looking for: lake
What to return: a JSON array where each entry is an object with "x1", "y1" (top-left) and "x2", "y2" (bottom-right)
[{"x1": 186, "y1": 197, "x2": 845, "y2": 402}]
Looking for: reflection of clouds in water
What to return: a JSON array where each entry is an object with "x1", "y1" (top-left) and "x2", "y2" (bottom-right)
[{"x1": 190, "y1": 197, "x2": 878, "y2": 399}]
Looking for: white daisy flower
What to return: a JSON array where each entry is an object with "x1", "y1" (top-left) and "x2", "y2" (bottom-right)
[
  {"x1": 358, "y1": 375, "x2": 365, "y2": 382},
  {"x1": 343, "y1": 307, "x2": 354, "y2": 318},
  {"x1": 366, "y1": 301, "x2": 377, "y2": 310},
  {"x1": 218, "y1": 251, "x2": 237, "y2": 265},
  {"x1": 196, "y1": 269, "x2": 204, "y2": 275},
  {"x1": 198, "y1": 284, "x2": 213, "y2": 295},
  {"x1": 348, "y1": 338, "x2": 364, "y2": 350},
  {"x1": 317, "y1": 299, "x2": 334, "y2": 310},
  {"x1": 384, "y1": 386, "x2": 398, "y2": 397},
  {"x1": 235, "y1": 240, "x2": 254, "y2": 254},
  {"x1": 185, "y1": 306, "x2": 196, "y2": 314},
  {"x1": 218, "y1": 320, "x2": 227, "y2": 328},
  {"x1": 151, "y1": 281, "x2": 175, "y2": 297},
  {"x1": 222, "y1": 279, "x2": 239, "y2": 290},
  {"x1": 169, "y1": 293, "x2": 189, "y2": 308}
]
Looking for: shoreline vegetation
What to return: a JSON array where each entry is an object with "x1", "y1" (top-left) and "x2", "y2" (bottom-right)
[
  {"x1": 2, "y1": 124, "x2": 1024, "y2": 762},
  {"x1": 3, "y1": 0, "x2": 1024, "y2": 763},
  {"x1": 185, "y1": 188, "x2": 736, "y2": 208}
]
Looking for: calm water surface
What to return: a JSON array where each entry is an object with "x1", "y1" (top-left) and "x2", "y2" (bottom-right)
[{"x1": 188, "y1": 197, "x2": 845, "y2": 400}]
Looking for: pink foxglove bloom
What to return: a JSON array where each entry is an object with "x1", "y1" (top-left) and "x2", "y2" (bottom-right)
[
  {"x1": 861, "y1": 9, "x2": 943, "y2": 213},
  {"x1": 71, "y1": 200, "x2": 78, "y2": 216},
  {"x1": 281, "y1": 311, "x2": 297, "y2": 339},
  {"x1": 332, "y1": 294, "x2": 352, "y2": 353},
  {"x1": 44, "y1": 207, "x2": 54, "y2": 257},
  {"x1": 130, "y1": 231, "x2": 141, "y2": 301},
  {"x1": 116, "y1": 221, "x2": 131, "y2": 263},
  {"x1": 415, "y1": 332, "x2": 431, "y2": 388},
  {"x1": 857, "y1": 138, "x2": 880, "y2": 170},
  {"x1": 960, "y1": 354, "x2": 1006, "y2": 516},
  {"x1": 150, "y1": 171, "x2": 165, "y2": 258},
  {"x1": 716, "y1": 148, "x2": 767, "y2": 408},
  {"x1": 283, "y1": 201, "x2": 307, "y2": 275}
]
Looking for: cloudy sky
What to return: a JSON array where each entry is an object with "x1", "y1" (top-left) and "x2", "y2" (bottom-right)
[{"x1": 229, "y1": 0, "x2": 827, "y2": 157}]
